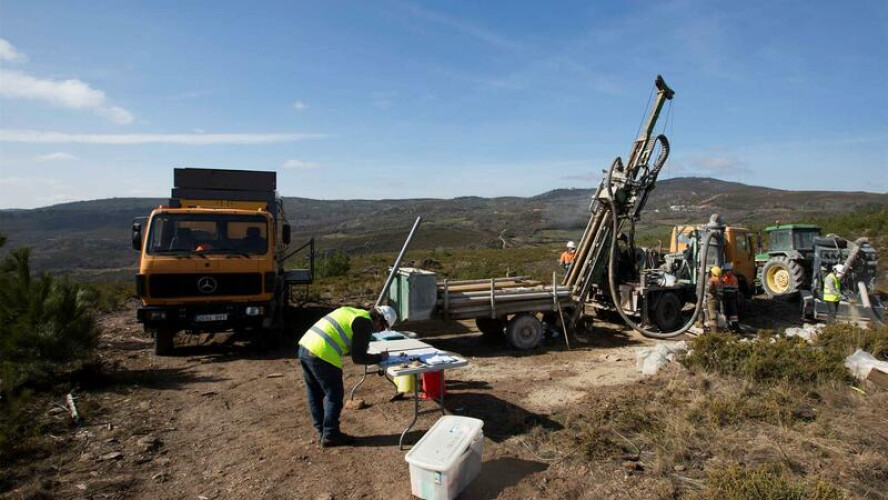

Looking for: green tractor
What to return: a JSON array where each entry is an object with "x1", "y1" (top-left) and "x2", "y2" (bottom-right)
[{"x1": 755, "y1": 223, "x2": 822, "y2": 298}]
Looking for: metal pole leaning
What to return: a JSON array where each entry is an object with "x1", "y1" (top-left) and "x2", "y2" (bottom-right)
[{"x1": 376, "y1": 216, "x2": 423, "y2": 308}]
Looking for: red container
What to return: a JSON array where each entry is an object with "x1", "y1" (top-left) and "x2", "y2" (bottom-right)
[{"x1": 421, "y1": 371, "x2": 446, "y2": 400}]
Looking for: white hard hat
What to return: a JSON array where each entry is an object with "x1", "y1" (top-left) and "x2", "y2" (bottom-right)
[
  {"x1": 374, "y1": 305, "x2": 398, "y2": 329},
  {"x1": 566, "y1": 241, "x2": 576, "y2": 249},
  {"x1": 833, "y1": 264, "x2": 845, "y2": 274}
]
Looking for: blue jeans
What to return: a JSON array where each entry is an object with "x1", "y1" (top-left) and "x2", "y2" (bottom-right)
[{"x1": 298, "y1": 346, "x2": 344, "y2": 439}]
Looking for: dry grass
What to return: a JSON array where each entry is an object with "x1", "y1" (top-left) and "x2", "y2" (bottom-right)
[{"x1": 520, "y1": 325, "x2": 888, "y2": 499}]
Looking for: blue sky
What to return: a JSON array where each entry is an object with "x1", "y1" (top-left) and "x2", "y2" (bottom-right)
[{"x1": 0, "y1": 0, "x2": 886, "y2": 208}]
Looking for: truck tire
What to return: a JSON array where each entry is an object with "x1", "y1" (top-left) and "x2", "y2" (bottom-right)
[
  {"x1": 652, "y1": 292, "x2": 683, "y2": 332},
  {"x1": 475, "y1": 317, "x2": 505, "y2": 343},
  {"x1": 762, "y1": 256, "x2": 806, "y2": 298},
  {"x1": 506, "y1": 314, "x2": 543, "y2": 350},
  {"x1": 154, "y1": 329, "x2": 175, "y2": 356}
]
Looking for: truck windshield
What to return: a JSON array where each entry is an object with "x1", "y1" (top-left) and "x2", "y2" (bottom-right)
[{"x1": 147, "y1": 214, "x2": 269, "y2": 255}]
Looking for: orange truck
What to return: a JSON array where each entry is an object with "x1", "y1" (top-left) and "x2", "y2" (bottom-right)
[
  {"x1": 131, "y1": 168, "x2": 313, "y2": 355},
  {"x1": 670, "y1": 222, "x2": 757, "y2": 296}
]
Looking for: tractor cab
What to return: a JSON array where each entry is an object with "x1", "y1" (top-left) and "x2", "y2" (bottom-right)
[{"x1": 756, "y1": 223, "x2": 822, "y2": 298}]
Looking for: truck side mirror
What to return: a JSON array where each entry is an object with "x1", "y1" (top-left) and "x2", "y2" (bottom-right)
[
  {"x1": 282, "y1": 223, "x2": 291, "y2": 245},
  {"x1": 131, "y1": 221, "x2": 143, "y2": 251}
]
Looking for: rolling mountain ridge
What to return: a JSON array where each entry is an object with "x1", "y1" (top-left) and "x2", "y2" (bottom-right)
[{"x1": 1, "y1": 177, "x2": 885, "y2": 279}]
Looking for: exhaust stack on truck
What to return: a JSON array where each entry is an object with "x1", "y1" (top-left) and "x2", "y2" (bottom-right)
[{"x1": 132, "y1": 168, "x2": 314, "y2": 355}]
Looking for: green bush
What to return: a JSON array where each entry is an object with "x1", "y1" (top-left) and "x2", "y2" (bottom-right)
[
  {"x1": 689, "y1": 464, "x2": 843, "y2": 500},
  {"x1": 682, "y1": 332, "x2": 851, "y2": 385},
  {"x1": 316, "y1": 250, "x2": 351, "y2": 278},
  {"x1": 0, "y1": 237, "x2": 98, "y2": 460},
  {"x1": 87, "y1": 281, "x2": 135, "y2": 312},
  {"x1": 815, "y1": 322, "x2": 887, "y2": 360}
]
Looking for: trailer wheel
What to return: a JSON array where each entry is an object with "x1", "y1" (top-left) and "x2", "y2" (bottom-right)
[
  {"x1": 154, "y1": 329, "x2": 175, "y2": 356},
  {"x1": 652, "y1": 292, "x2": 683, "y2": 332},
  {"x1": 506, "y1": 313, "x2": 543, "y2": 350},
  {"x1": 475, "y1": 317, "x2": 506, "y2": 343}
]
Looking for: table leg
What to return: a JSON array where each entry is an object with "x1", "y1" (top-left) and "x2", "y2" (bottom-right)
[
  {"x1": 438, "y1": 370, "x2": 446, "y2": 415},
  {"x1": 399, "y1": 374, "x2": 421, "y2": 450},
  {"x1": 384, "y1": 371, "x2": 399, "y2": 394},
  {"x1": 349, "y1": 365, "x2": 369, "y2": 400}
]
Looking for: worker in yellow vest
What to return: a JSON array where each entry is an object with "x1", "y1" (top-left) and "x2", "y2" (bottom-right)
[
  {"x1": 823, "y1": 264, "x2": 844, "y2": 322},
  {"x1": 298, "y1": 305, "x2": 397, "y2": 447}
]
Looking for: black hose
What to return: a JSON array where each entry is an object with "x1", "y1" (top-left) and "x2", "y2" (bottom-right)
[{"x1": 603, "y1": 158, "x2": 714, "y2": 339}]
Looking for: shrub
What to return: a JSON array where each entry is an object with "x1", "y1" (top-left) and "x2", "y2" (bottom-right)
[
  {"x1": 682, "y1": 332, "x2": 851, "y2": 385},
  {"x1": 815, "y1": 322, "x2": 887, "y2": 360},
  {"x1": 689, "y1": 464, "x2": 842, "y2": 500},
  {"x1": 0, "y1": 238, "x2": 98, "y2": 460},
  {"x1": 316, "y1": 250, "x2": 351, "y2": 278},
  {"x1": 86, "y1": 281, "x2": 135, "y2": 312}
]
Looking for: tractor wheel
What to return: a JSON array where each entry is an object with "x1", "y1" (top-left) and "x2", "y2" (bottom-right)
[
  {"x1": 652, "y1": 292, "x2": 683, "y2": 332},
  {"x1": 154, "y1": 329, "x2": 175, "y2": 356},
  {"x1": 506, "y1": 314, "x2": 543, "y2": 350},
  {"x1": 762, "y1": 256, "x2": 806, "y2": 298},
  {"x1": 475, "y1": 317, "x2": 506, "y2": 343}
]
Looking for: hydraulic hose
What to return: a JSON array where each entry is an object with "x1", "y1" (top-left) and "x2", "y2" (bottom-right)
[{"x1": 602, "y1": 159, "x2": 715, "y2": 339}]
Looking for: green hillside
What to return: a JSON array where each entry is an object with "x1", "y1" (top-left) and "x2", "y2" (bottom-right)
[{"x1": 0, "y1": 177, "x2": 885, "y2": 280}]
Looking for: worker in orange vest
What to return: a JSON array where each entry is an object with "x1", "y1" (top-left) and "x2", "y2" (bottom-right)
[
  {"x1": 721, "y1": 262, "x2": 741, "y2": 332},
  {"x1": 560, "y1": 241, "x2": 577, "y2": 270}
]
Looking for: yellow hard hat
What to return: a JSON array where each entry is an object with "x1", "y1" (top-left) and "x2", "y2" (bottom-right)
[{"x1": 710, "y1": 266, "x2": 722, "y2": 277}]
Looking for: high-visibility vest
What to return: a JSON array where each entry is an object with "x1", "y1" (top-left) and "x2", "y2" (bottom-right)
[
  {"x1": 560, "y1": 251, "x2": 576, "y2": 265},
  {"x1": 823, "y1": 272, "x2": 841, "y2": 302},
  {"x1": 721, "y1": 272, "x2": 739, "y2": 290},
  {"x1": 299, "y1": 307, "x2": 370, "y2": 368}
]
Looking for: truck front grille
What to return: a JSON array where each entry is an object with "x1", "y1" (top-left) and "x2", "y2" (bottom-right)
[{"x1": 148, "y1": 273, "x2": 263, "y2": 298}]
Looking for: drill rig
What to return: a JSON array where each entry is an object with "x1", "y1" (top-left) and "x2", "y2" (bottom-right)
[
  {"x1": 563, "y1": 75, "x2": 716, "y2": 338},
  {"x1": 385, "y1": 76, "x2": 716, "y2": 349}
]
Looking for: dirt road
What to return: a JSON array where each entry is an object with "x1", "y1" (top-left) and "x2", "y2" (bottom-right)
[{"x1": 3, "y1": 303, "x2": 672, "y2": 500}]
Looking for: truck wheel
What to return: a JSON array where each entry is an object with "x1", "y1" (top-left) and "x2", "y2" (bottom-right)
[
  {"x1": 475, "y1": 317, "x2": 505, "y2": 343},
  {"x1": 762, "y1": 256, "x2": 805, "y2": 298},
  {"x1": 652, "y1": 292, "x2": 683, "y2": 332},
  {"x1": 154, "y1": 329, "x2": 175, "y2": 356},
  {"x1": 506, "y1": 314, "x2": 543, "y2": 350}
]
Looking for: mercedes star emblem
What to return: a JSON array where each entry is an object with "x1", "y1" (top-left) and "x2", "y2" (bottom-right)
[{"x1": 197, "y1": 276, "x2": 218, "y2": 294}]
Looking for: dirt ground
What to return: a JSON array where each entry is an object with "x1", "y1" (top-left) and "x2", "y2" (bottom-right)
[{"x1": 2, "y1": 298, "x2": 806, "y2": 500}]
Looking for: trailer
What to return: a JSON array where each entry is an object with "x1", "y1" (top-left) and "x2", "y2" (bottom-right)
[{"x1": 388, "y1": 269, "x2": 574, "y2": 349}]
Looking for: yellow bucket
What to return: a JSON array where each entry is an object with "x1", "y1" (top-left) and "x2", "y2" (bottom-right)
[{"x1": 394, "y1": 374, "x2": 415, "y2": 393}]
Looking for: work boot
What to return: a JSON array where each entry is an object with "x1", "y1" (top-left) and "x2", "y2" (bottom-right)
[{"x1": 321, "y1": 432, "x2": 356, "y2": 448}]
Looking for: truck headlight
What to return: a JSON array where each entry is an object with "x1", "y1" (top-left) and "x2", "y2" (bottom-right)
[
  {"x1": 147, "y1": 310, "x2": 167, "y2": 320},
  {"x1": 245, "y1": 306, "x2": 265, "y2": 317}
]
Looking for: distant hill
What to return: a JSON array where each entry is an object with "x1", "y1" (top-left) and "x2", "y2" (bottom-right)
[{"x1": 1, "y1": 177, "x2": 885, "y2": 280}]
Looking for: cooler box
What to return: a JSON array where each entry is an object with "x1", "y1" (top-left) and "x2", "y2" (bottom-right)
[{"x1": 404, "y1": 416, "x2": 484, "y2": 500}]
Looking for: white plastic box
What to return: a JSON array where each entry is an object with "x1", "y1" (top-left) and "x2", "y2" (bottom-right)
[{"x1": 404, "y1": 416, "x2": 484, "y2": 500}]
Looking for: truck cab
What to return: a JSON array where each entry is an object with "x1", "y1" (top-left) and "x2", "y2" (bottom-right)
[
  {"x1": 670, "y1": 223, "x2": 756, "y2": 296},
  {"x1": 132, "y1": 168, "x2": 311, "y2": 355}
]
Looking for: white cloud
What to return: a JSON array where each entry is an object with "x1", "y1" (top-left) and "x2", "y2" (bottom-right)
[
  {"x1": 282, "y1": 159, "x2": 319, "y2": 170},
  {"x1": 0, "y1": 38, "x2": 27, "y2": 63},
  {"x1": 95, "y1": 105, "x2": 135, "y2": 125},
  {"x1": 293, "y1": 100, "x2": 307, "y2": 111},
  {"x1": 0, "y1": 129, "x2": 329, "y2": 145},
  {"x1": 36, "y1": 152, "x2": 77, "y2": 162},
  {"x1": 0, "y1": 69, "x2": 134, "y2": 124}
]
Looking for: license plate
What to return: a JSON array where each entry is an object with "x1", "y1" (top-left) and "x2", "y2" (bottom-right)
[{"x1": 195, "y1": 313, "x2": 228, "y2": 322}]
